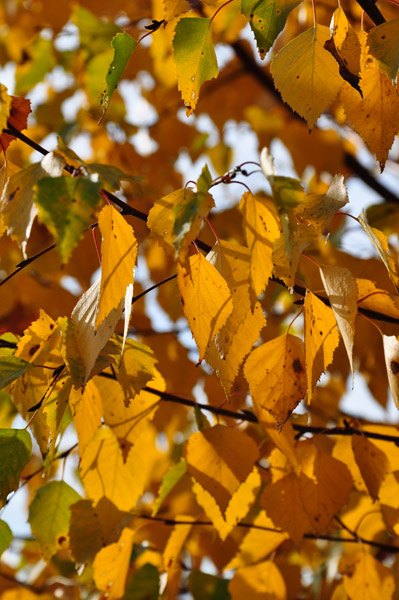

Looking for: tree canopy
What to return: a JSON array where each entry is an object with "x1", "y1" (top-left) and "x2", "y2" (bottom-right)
[{"x1": 0, "y1": 0, "x2": 399, "y2": 598}]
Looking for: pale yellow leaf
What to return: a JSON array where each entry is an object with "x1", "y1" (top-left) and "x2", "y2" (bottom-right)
[
  {"x1": 96, "y1": 205, "x2": 137, "y2": 328},
  {"x1": 245, "y1": 333, "x2": 307, "y2": 426},
  {"x1": 304, "y1": 291, "x2": 339, "y2": 403},
  {"x1": 368, "y1": 18, "x2": 399, "y2": 82},
  {"x1": 331, "y1": 7, "x2": 361, "y2": 76},
  {"x1": 271, "y1": 25, "x2": 342, "y2": 128},
  {"x1": 69, "y1": 380, "x2": 103, "y2": 452},
  {"x1": 383, "y1": 335, "x2": 399, "y2": 409},
  {"x1": 93, "y1": 527, "x2": 135, "y2": 599},
  {"x1": 319, "y1": 265, "x2": 357, "y2": 377},
  {"x1": 177, "y1": 253, "x2": 233, "y2": 361},
  {"x1": 71, "y1": 278, "x2": 123, "y2": 383}
]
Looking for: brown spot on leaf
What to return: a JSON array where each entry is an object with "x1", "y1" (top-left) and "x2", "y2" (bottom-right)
[
  {"x1": 390, "y1": 360, "x2": 399, "y2": 375},
  {"x1": 29, "y1": 344, "x2": 40, "y2": 356},
  {"x1": 292, "y1": 359, "x2": 304, "y2": 373}
]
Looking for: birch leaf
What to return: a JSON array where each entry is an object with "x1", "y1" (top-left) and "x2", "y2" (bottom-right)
[
  {"x1": 177, "y1": 253, "x2": 233, "y2": 361},
  {"x1": 245, "y1": 333, "x2": 307, "y2": 426},
  {"x1": 96, "y1": 205, "x2": 137, "y2": 328},
  {"x1": 319, "y1": 265, "x2": 357, "y2": 376},
  {"x1": 93, "y1": 527, "x2": 135, "y2": 599},
  {"x1": 358, "y1": 211, "x2": 399, "y2": 292},
  {"x1": 368, "y1": 19, "x2": 399, "y2": 82},
  {"x1": 173, "y1": 17, "x2": 218, "y2": 115},
  {"x1": 304, "y1": 291, "x2": 339, "y2": 403},
  {"x1": 241, "y1": 0, "x2": 301, "y2": 59},
  {"x1": 271, "y1": 25, "x2": 342, "y2": 128},
  {"x1": 352, "y1": 435, "x2": 390, "y2": 500}
]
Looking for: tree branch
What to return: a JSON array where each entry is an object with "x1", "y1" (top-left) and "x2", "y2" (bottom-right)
[{"x1": 137, "y1": 514, "x2": 399, "y2": 554}]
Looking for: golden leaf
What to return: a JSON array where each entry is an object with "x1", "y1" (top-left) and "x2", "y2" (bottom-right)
[
  {"x1": 229, "y1": 560, "x2": 286, "y2": 600},
  {"x1": 352, "y1": 434, "x2": 389, "y2": 500},
  {"x1": 245, "y1": 333, "x2": 307, "y2": 426},
  {"x1": 177, "y1": 253, "x2": 233, "y2": 361},
  {"x1": 96, "y1": 205, "x2": 137, "y2": 328},
  {"x1": 93, "y1": 527, "x2": 135, "y2": 599}
]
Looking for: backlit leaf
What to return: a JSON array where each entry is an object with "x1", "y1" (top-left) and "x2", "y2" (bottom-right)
[
  {"x1": 352, "y1": 434, "x2": 389, "y2": 500},
  {"x1": 0, "y1": 84, "x2": 12, "y2": 133},
  {"x1": 304, "y1": 291, "x2": 339, "y2": 403},
  {"x1": 0, "y1": 429, "x2": 32, "y2": 507},
  {"x1": 319, "y1": 265, "x2": 357, "y2": 377},
  {"x1": 148, "y1": 164, "x2": 214, "y2": 259},
  {"x1": 383, "y1": 335, "x2": 399, "y2": 409},
  {"x1": 0, "y1": 356, "x2": 29, "y2": 390},
  {"x1": 271, "y1": 25, "x2": 342, "y2": 128},
  {"x1": 173, "y1": 17, "x2": 218, "y2": 115},
  {"x1": 29, "y1": 481, "x2": 81, "y2": 558},
  {"x1": 242, "y1": 0, "x2": 301, "y2": 59},
  {"x1": 153, "y1": 459, "x2": 187, "y2": 516},
  {"x1": 229, "y1": 560, "x2": 286, "y2": 599},
  {"x1": 368, "y1": 19, "x2": 399, "y2": 82},
  {"x1": 15, "y1": 37, "x2": 55, "y2": 96},
  {"x1": 35, "y1": 176, "x2": 102, "y2": 263},
  {"x1": 0, "y1": 94, "x2": 31, "y2": 152},
  {"x1": 240, "y1": 191, "x2": 280, "y2": 297},
  {"x1": 0, "y1": 520, "x2": 13, "y2": 557},
  {"x1": 93, "y1": 527, "x2": 135, "y2": 599},
  {"x1": 245, "y1": 333, "x2": 306, "y2": 426},
  {"x1": 340, "y1": 552, "x2": 395, "y2": 600},
  {"x1": 96, "y1": 204, "x2": 137, "y2": 328},
  {"x1": 177, "y1": 253, "x2": 233, "y2": 361},
  {"x1": 115, "y1": 338, "x2": 157, "y2": 405},
  {"x1": 100, "y1": 33, "x2": 137, "y2": 121},
  {"x1": 358, "y1": 211, "x2": 399, "y2": 292}
]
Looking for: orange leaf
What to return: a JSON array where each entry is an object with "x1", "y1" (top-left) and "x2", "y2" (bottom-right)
[{"x1": 0, "y1": 94, "x2": 31, "y2": 153}]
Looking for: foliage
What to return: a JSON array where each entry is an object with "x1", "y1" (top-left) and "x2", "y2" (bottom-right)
[{"x1": 0, "y1": 0, "x2": 399, "y2": 598}]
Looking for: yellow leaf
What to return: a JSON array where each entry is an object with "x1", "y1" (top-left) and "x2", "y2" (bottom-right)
[
  {"x1": 96, "y1": 205, "x2": 137, "y2": 328},
  {"x1": 184, "y1": 425, "x2": 260, "y2": 538},
  {"x1": 177, "y1": 253, "x2": 233, "y2": 361},
  {"x1": 115, "y1": 338, "x2": 157, "y2": 406},
  {"x1": 239, "y1": 191, "x2": 280, "y2": 297},
  {"x1": 192, "y1": 467, "x2": 260, "y2": 540},
  {"x1": 304, "y1": 291, "x2": 339, "y2": 403},
  {"x1": 383, "y1": 335, "x2": 399, "y2": 409},
  {"x1": 163, "y1": 516, "x2": 193, "y2": 599},
  {"x1": 93, "y1": 527, "x2": 134, "y2": 599},
  {"x1": 340, "y1": 552, "x2": 395, "y2": 600},
  {"x1": 71, "y1": 278, "x2": 122, "y2": 383},
  {"x1": 163, "y1": 0, "x2": 192, "y2": 20},
  {"x1": 80, "y1": 425, "x2": 149, "y2": 511},
  {"x1": 229, "y1": 560, "x2": 286, "y2": 600},
  {"x1": 319, "y1": 265, "x2": 357, "y2": 377},
  {"x1": 16, "y1": 309, "x2": 60, "y2": 365},
  {"x1": 245, "y1": 333, "x2": 307, "y2": 426},
  {"x1": 69, "y1": 380, "x2": 103, "y2": 452},
  {"x1": 185, "y1": 424, "x2": 259, "y2": 511},
  {"x1": 331, "y1": 7, "x2": 361, "y2": 77},
  {"x1": 272, "y1": 219, "x2": 316, "y2": 289},
  {"x1": 271, "y1": 25, "x2": 342, "y2": 129},
  {"x1": 226, "y1": 511, "x2": 288, "y2": 569},
  {"x1": 341, "y1": 33, "x2": 399, "y2": 169},
  {"x1": 0, "y1": 84, "x2": 12, "y2": 132},
  {"x1": 358, "y1": 211, "x2": 399, "y2": 292},
  {"x1": 357, "y1": 278, "x2": 399, "y2": 320},
  {"x1": 352, "y1": 434, "x2": 389, "y2": 500}
]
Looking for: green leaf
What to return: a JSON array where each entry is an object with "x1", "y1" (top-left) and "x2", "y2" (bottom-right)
[
  {"x1": 72, "y1": 5, "x2": 119, "y2": 56},
  {"x1": 29, "y1": 481, "x2": 81, "y2": 558},
  {"x1": 173, "y1": 18, "x2": 218, "y2": 115},
  {"x1": 152, "y1": 459, "x2": 187, "y2": 516},
  {"x1": 0, "y1": 429, "x2": 32, "y2": 507},
  {"x1": 0, "y1": 520, "x2": 13, "y2": 557},
  {"x1": 123, "y1": 564, "x2": 160, "y2": 600},
  {"x1": 15, "y1": 37, "x2": 55, "y2": 96},
  {"x1": 100, "y1": 32, "x2": 137, "y2": 121},
  {"x1": 147, "y1": 164, "x2": 214, "y2": 259},
  {"x1": 368, "y1": 19, "x2": 399, "y2": 82},
  {"x1": 188, "y1": 569, "x2": 231, "y2": 600},
  {"x1": 0, "y1": 356, "x2": 29, "y2": 390},
  {"x1": 241, "y1": 0, "x2": 302, "y2": 59},
  {"x1": 35, "y1": 176, "x2": 102, "y2": 263}
]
